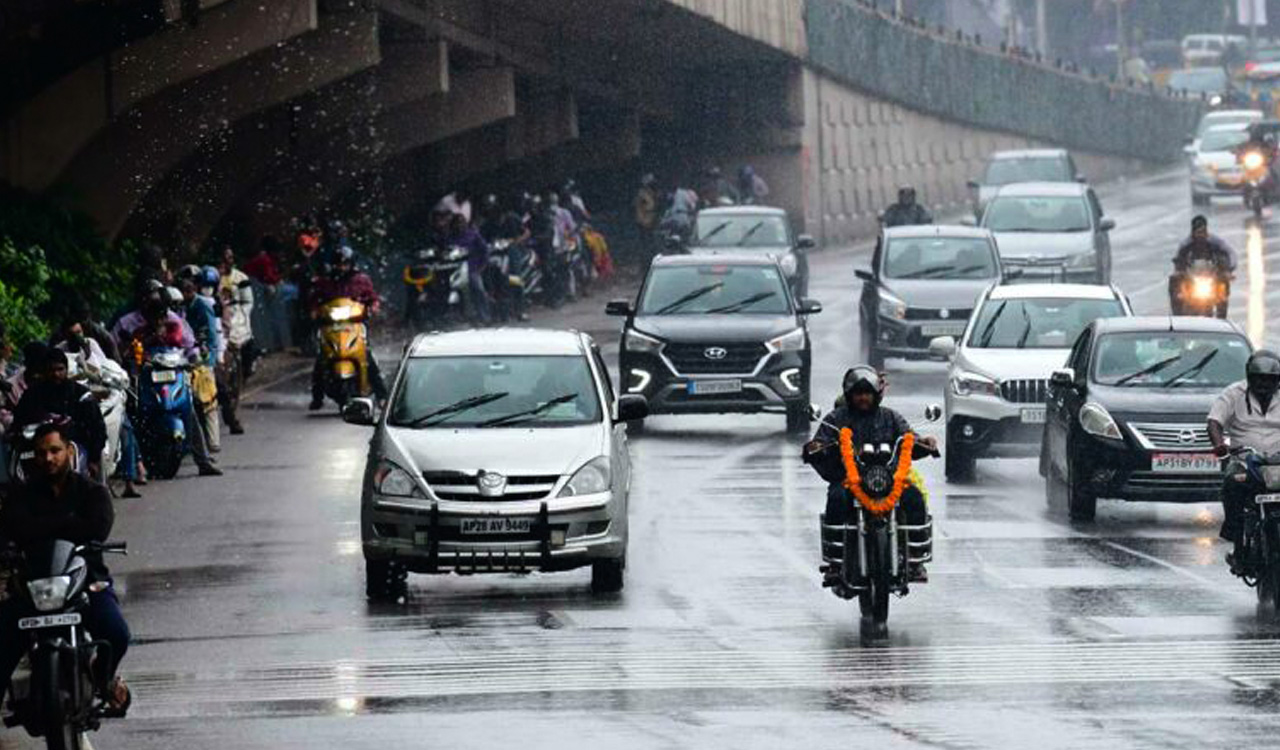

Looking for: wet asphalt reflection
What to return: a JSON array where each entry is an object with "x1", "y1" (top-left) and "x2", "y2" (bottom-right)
[{"x1": 15, "y1": 169, "x2": 1280, "y2": 748}]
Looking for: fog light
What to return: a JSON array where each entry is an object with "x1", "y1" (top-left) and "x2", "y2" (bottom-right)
[
  {"x1": 780, "y1": 368, "x2": 802, "y2": 392},
  {"x1": 962, "y1": 424, "x2": 975, "y2": 438},
  {"x1": 880, "y1": 329, "x2": 893, "y2": 342},
  {"x1": 550, "y1": 529, "x2": 566, "y2": 547},
  {"x1": 627, "y1": 369, "x2": 651, "y2": 394}
]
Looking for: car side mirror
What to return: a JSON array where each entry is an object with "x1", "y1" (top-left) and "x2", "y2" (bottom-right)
[
  {"x1": 341, "y1": 397, "x2": 377, "y2": 426},
  {"x1": 1099, "y1": 217, "x2": 1116, "y2": 232},
  {"x1": 1050, "y1": 368, "x2": 1077, "y2": 390},
  {"x1": 798, "y1": 298, "x2": 823, "y2": 315},
  {"x1": 616, "y1": 394, "x2": 649, "y2": 423},
  {"x1": 796, "y1": 234, "x2": 816, "y2": 250},
  {"x1": 924, "y1": 404, "x2": 943, "y2": 422},
  {"x1": 854, "y1": 268, "x2": 875, "y2": 282},
  {"x1": 605, "y1": 299, "x2": 635, "y2": 317},
  {"x1": 966, "y1": 179, "x2": 980, "y2": 189},
  {"x1": 928, "y1": 336, "x2": 957, "y2": 360}
]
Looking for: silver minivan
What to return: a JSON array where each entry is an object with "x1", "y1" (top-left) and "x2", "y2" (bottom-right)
[{"x1": 343, "y1": 328, "x2": 648, "y2": 599}]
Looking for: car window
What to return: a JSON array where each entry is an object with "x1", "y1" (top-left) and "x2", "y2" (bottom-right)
[
  {"x1": 591, "y1": 346, "x2": 616, "y2": 405},
  {"x1": 982, "y1": 196, "x2": 1092, "y2": 233},
  {"x1": 967, "y1": 297, "x2": 1127, "y2": 349},
  {"x1": 388, "y1": 355, "x2": 602, "y2": 428},
  {"x1": 1068, "y1": 328, "x2": 1093, "y2": 373},
  {"x1": 1200, "y1": 128, "x2": 1249, "y2": 152},
  {"x1": 1169, "y1": 68, "x2": 1228, "y2": 93},
  {"x1": 1198, "y1": 113, "x2": 1260, "y2": 137},
  {"x1": 1086, "y1": 190, "x2": 1103, "y2": 220},
  {"x1": 1092, "y1": 332, "x2": 1251, "y2": 388},
  {"x1": 639, "y1": 264, "x2": 791, "y2": 315},
  {"x1": 983, "y1": 157, "x2": 1073, "y2": 185},
  {"x1": 692, "y1": 214, "x2": 790, "y2": 248},
  {"x1": 882, "y1": 236, "x2": 998, "y2": 280}
]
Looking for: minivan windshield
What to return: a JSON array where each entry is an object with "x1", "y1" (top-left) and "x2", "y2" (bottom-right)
[
  {"x1": 983, "y1": 195, "x2": 1092, "y2": 233},
  {"x1": 883, "y1": 236, "x2": 998, "y2": 279},
  {"x1": 639, "y1": 264, "x2": 791, "y2": 315},
  {"x1": 389, "y1": 356, "x2": 601, "y2": 428},
  {"x1": 1093, "y1": 332, "x2": 1250, "y2": 388},
  {"x1": 983, "y1": 158, "x2": 1072, "y2": 186},
  {"x1": 968, "y1": 297, "x2": 1126, "y2": 349},
  {"x1": 692, "y1": 214, "x2": 790, "y2": 248},
  {"x1": 1199, "y1": 128, "x2": 1249, "y2": 153}
]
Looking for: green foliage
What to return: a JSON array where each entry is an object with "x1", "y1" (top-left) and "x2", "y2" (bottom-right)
[{"x1": 0, "y1": 236, "x2": 51, "y2": 349}]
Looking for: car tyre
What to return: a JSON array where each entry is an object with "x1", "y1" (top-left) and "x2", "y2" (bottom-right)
[
  {"x1": 591, "y1": 556, "x2": 625, "y2": 594},
  {"x1": 944, "y1": 423, "x2": 975, "y2": 481},
  {"x1": 366, "y1": 559, "x2": 407, "y2": 602},
  {"x1": 1065, "y1": 457, "x2": 1097, "y2": 522},
  {"x1": 862, "y1": 323, "x2": 885, "y2": 370}
]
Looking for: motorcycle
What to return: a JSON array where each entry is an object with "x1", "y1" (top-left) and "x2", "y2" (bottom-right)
[
  {"x1": 316, "y1": 297, "x2": 371, "y2": 408},
  {"x1": 1171, "y1": 259, "x2": 1231, "y2": 318},
  {"x1": 403, "y1": 246, "x2": 468, "y2": 328},
  {"x1": 3, "y1": 539, "x2": 128, "y2": 750},
  {"x1": 1225, "y1": 446, "x2": 1280, "y2": 618},
  {"x1": 816, "y1": 428, "x2": 938, "y2": 637},
  {"x1": 136, "y1": 347, "x2": 193, "y2": 480},
  {"x1": 1240, "y1": 145, "x2": 1274, "y2": 218},
  {"x1": 66, "y1": 355, "x2": 129, "y2": 483}
]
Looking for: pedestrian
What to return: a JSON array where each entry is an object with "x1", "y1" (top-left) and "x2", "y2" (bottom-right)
[
  {"x1": 244, "y1": 236, "x2": 292, "y2": 353},
  {"x1": 176, "y1": 268, "x2": 222, "y2": 454},
  {"x1": 738, "y1": 165, "x2": 770, "y2": 206},
  {"x1": 217, "y1": 246, "x2": 253, "y2": 435},
  {"x1": 634, "y1": 173, "x2": 659, "y2": 266}
]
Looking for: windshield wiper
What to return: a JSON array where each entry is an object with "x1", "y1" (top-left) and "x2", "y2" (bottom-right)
[
  {"x1": 736, "y1": 221, "x2": 767, "y2": 245},
  {"x1": 654, "y1": 282, "x2": 725, "y2": 315},
  {"x1": 697, "y1": 221, "x2": 732, "y2": 244},
  {"x1": 976, "y1": 301, "x2": 1009, "y2": 348},
  {"x1": 477, "y1": 393, "x2": 578, "y2": 428},
  {"x1": 1014, "y1": 305, "x2": 1034, "y2": 348},
  {"x1": 1113, "y1": 355, "x2": 1182, "y2": 386},
  {"x1": 704, "y1": 291, "x2": 777, "y2": 314},
  {"x1": 1165, "y1": 349, "x2": 1219, "y2": 388},
  {"x1": 900, "y1": 264, "x2": 957, "y2": 279},
  {"x1": 401, "y1": 392, "x2": 509, "y2": 428}
]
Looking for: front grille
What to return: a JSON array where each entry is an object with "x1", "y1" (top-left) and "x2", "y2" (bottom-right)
[
  {"x1": 1128, "y1": 422, "x2": 1212, "y2": 451},
  {"x1": 422, "y1": 472, "x2": 560, "y2": 501},
  {"x1": 1000, "y1": 379, "x2": 1048, "y2": 404},
  {"x1": 664, "y1": 342, "x2": 768, "y2": 375},
  {"x1": 904, "y1": 308, "x2": 971, "y2": 321}
]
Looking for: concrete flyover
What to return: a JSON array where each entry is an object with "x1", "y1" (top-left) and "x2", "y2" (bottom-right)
[{"x1": 0, "y1": 0, "x2": 1201, "y2": 248}]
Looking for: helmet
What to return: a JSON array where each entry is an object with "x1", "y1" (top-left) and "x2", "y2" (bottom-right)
[
  {"x1": 842, "y1": 365, "x2": 884, "y2": 410},
  {"x1": 176, "y1": 264, "x2": 202, "y2": 282},
  {"x1": 640, "y1": 172, "x2": 656, "y2": 187},
  {"x1": 199, "y1": 265, "x2": 220, "y2": 289},
  {"x1": 163, "y1": 286, "x2": 184, "y2": 310},
  {"x1": 1247, "y1": 349, "x2": 1280, "y2": 400}
]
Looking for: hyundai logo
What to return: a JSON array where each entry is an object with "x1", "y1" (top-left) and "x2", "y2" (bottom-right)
[
  {"x1": 704, "y1": 347, "x2": 728, "y2": 360},
  {"x1": 477, "y1": 470, "x2": 507, "y2": 497},
  {"x1": 1178, "y1": 429, "x2": 1196, "y2": 444}
]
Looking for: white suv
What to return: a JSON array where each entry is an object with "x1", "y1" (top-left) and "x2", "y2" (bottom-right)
[{"x1": 930, "y1": 284, "x2": 1132, "y2": 481}]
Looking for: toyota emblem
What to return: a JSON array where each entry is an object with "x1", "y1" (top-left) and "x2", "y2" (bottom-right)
[
  {"x1": 939, "y1": 308, "x2": 951, "y2": 319},
  {"x1": 704, "y1": 347, "x2": 728, "y2": 360},
  {"x1": 1178, "y1": 429, "x2": 1196, "y2": 444},
  {"x1": 477, "y1": 470, "x2": 508, "y2": 497}
]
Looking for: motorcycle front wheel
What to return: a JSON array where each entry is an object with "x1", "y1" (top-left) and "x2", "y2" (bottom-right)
[
  {"x1": 1257, "y1": 534, "x2": 1280, "y2": 620},
  {"x1": 858, "y1": 527, "x2": 892, "y2": 630},
  {"x1": 35, "y1": 648, "x2": 83, "y2": 750}
]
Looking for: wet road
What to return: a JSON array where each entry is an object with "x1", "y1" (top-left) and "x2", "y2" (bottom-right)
[{"x1": 12, "y1": 168, "x2": 1280, "y2": 749}]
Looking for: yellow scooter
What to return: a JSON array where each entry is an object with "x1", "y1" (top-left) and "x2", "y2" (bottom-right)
[{"x1": 316, "y1": 297, "x2": 370, "y2": 406}]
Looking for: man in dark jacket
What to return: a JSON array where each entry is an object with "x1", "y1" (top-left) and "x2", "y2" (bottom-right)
[
  {"x1": 11, "y1": 348, "x2": 107, "y2": 481},
  {"x1": 308, "y1": 247, "x2": 388, "y2": 408},
  {"x1": 881, "y1": 186, "x2": 934, "y2": 227},
  {"x1": 0, "y1": 423, "x2": 131, "y2": 713},
  {"x1": 1169, "y1": 215, "x2": 1237, "y2": 315}
]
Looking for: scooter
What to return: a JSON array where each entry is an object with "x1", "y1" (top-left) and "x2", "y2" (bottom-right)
[
  {"x1": 316, "y1": 297, "x2": 371, "y2": 408},
  {"x1": 486, "y1": 239, "x2": 531, "y2": 322},
  {"x1": 66, "y1": 355, "x2": 129, "y2": 482},
  {"x1": 1170, "y1": 259, "x2": 1231, "y2": 318},
  {"x1": 3, "y1": 538, "x2": 128, "y2": 750},
  {"x1": 1225, "y1": 446, "x2": 1280, "y2": 619},
  {"x1": 136, "y1": 347, "x2": 193, "y2": 480}
]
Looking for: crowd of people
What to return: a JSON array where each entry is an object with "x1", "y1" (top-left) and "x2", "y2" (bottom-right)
[{"x1": 633, "y1": 165, "x2": 772, "y2": 259}]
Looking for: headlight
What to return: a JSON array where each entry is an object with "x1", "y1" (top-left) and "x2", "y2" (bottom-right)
[
  {"x1": 766, "y1": 328, "x2": 806, "y2": 353},
  {"x1": 950, "y1": 369, "x2": 999, "y2": 397},
  {"x1": 624, "y1": 329, "x2": 663, "y2": 354},
  {"x1": 1079, "y1": 402, "x2": 1123, "y2": 441},
  {"x1": 373, "y1": 460, "x2": 424, "y2": 498},
  {"x1": 1244, "y1": 151, "x2": 1266, "y2": 170},
  {"x1": 328, "y1": 306, "x2": 354, "y2": 322},
  {"x1": 558, "y1": 456, "x2": 611, "y2": 497},
  {"x1": 447, "y1": 247, "x2": 468, "y2": 262},
  {"x1": 780, "y1": 254, "x2": 798, "y2": 276},
  {"x1": 27, "y1": 576, "x2": 72, "y2": 612},
  {"x1": 1066, "y1": 252, "x2": 1097, "y2": 269},
  {"x1": 877, "y1": 293, "x2": 907, "y2": 320},
  {"x1": 1191, "y1": 275, "x2": 1216, "y2": 299}
]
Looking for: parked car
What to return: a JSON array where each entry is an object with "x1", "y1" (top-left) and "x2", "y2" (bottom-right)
[
  {"x1": 1040, "y1": 316, "x2": 1252, "y2": 521},
  {"x1": 980, "y1": 182, "x2": 1115, "y2": 284},
  {"x1": 1189, "y1": 123, "x2": 1252, "y2": 205},
  {"x1": 1181, "y1": 34, "x2": 1246, "y2": 68},
  {"x1": 607, "y1": 253, "x2": 821, "y2": 433},
  {"x1": 856, "y1": 225, "x2": 1002, "y2": 369},
  {"x1": 967, "y1": 149, "x2": 1081, "y2": 219},
  {"x1": 345, "y1": 328, "x2": 648, "y2": 599},
  {"x1": 932, "y1": 283, "x2": 1133, "y2": 481},
  {"x1": 686, "y1": 206, "x2": 815, "y2": 298}
]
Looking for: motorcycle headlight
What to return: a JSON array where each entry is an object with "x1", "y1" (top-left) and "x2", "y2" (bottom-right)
[
  {"x1": 558, "y1": 456, "x2": 611, "y2": 497},
  {"x1": 780, "y1": 254, "x2": 798, "y2": 276},
  {"x1": 1191, "y1": 275, "x2": 1216, "y2": 299},
  {"x1": 27, "y1": 576, "x2": 72, "y2": 613},
  {"x1": 328, "y1": 306, "x2": 354, "y2": 322},
  {"x1": 1244, "y1": 151, "x2": 1266, "y2": 171},
  {"x1": 624, "y1": 329, "x2": 663, "y2": 355},
  {"x1": 374, "y1": 460, "x2": 424, "y2": 498},
  {"x1": 1079, "y1": 402, "x2": 1123, "y2": 441},
  {"x1": 877, "y1": 293, "x2": 907, "y2": 321},
  {"x1": 950, "y1": 369, "x2": 999, "y2": 397},
  {"x1": 766, "y1": 328, "x2": 806, "y2": 353}
]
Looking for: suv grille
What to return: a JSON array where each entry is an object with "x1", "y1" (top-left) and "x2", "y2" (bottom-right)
[
  {"x1": 422, "y1": 472, "x2": 560, "y2": 501},
  {"x1": 664, "y1": 342, "x2": 768, "y2": 375},
  {"x1": 904, "y1": 308, "x2": 971, "y2": 321},
  {"x1": 1128, "y1": 423, "x2": 1212, "y2": 451},
  {"x1": 1000, "y1": 379, "x2": 1048, "y2": 404}
]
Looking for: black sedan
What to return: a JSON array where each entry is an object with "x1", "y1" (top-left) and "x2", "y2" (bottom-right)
[{"x1": 1039, "y1": 316, "x2": 1252, "y2": 521}]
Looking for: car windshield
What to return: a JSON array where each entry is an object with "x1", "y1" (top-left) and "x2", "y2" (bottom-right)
[
  {"x1": 983, "y1": 196, "x2": 1092, "y2": 232},
  {"x1": 1093, "y1": 332, "x2": 1250, "y2": 388},
  {"x1": 639, "y1": 265, "x2": 791, "y2": 315},
  {"x1": 1200, "y1": 128, "x2": 1249, "y2": 152},
  {"x1": 883, "y1": 237, "x2": 999, "y2": 279},
  {"x1": 1169, "y1": 68, "x2": 1228, "y2": 93},
  {"x1": 388, "y1": 356, "x2": 601, "y2": 428},
  {"x1": 968, "y1": 297, "x2": 1126, "y2": 349},
  {"x1": 1198, "y1": 112, "x2": 1260, "y2": 137},
  {"x1": 983, "y1": 158, "x2": 1072, "y2": 185},
  {"x1": 692, "y1": 214, "x2": 790, "y2": 248}
]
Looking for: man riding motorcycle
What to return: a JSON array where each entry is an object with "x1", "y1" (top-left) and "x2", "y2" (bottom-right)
[
  {"x1": 1209, "y1": 350, "x2": 1280, "y2": 574},
  {"x1": 880, "y1": 186, "x2": 934, "y2": 227},
  {"x1": 1169, "y1": 215, "x2": 1237, "y2": 316},
  {"x1": 308, "y1": 246, "x2": 388, "y2": 410},
  {"x1": 10, "y1": 348, "x2": 108, "y2": 483},
  {"x1": 803, "y1": 366, "x2": 937, "y2": 581}
]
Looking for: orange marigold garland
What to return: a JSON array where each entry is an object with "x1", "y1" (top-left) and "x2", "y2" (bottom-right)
[{"x1": 839, "y1": 428, "x2": 915, "y2": 517}]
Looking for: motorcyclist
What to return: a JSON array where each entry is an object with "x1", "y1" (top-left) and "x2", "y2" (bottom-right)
[
  {"x1": 308, "y1": 246, "x2": 388, "y2": 410},
  {"x1": 1169, "y1": 215, "x2": 1237, "y2": 316},
  {"x1": 880, "y1": 186, "x2": 934, "y2": 227},
  {"x1": 0, "y1": 422, "x2": 131, "y2": 715},
  {"x1": 802, "y1": 366, "x2": 937, "y2": 581},
  {"x1": 1209, "y1": 350, "x2": 1280, "y2": 575},
  {"x1": 177, "y1": 266, "x2": 223, "y2": 453},
  {"x1": 478, "y1": 195, "x2": 532, "y2": 322},
  {"x1": 10, "y1": 347, "x2": 108, "y2": 482}
]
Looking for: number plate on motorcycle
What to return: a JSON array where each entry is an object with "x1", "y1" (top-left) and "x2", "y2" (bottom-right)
[
  {"x1": 459, "y1": 518, "x2": 533, "y2": 535},
  {"x1": 18, "y1": 613, "x2": 81, "y2": 630},
  {"x1": 150, "y1": 370, "x2": 177, "y2": 384},
  {"x1": 687, "y1": 379, "x2": 742, "y2": 396},
  {"x1": 1151, "y1": 453, "x2": 1219, "y2": 473},
  {"x1": 1257, "y1": 493, "x2": 1280, "y2": 505},
  {"x1": 1020, "y1": 407, "x2": 1046, "y2": 424}
]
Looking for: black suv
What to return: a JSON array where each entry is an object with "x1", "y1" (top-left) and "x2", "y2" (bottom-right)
[
  {"x1": 606, "y1": 254, "x2": 822, "y2": 433},
  {"x1": 1040, "y1": 316, "x2": 1252, "y2": 521}
]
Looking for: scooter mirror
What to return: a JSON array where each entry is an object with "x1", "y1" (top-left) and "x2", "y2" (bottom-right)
[{"x1": 924, "y1": 404, "x2": 942, "y2": 423}]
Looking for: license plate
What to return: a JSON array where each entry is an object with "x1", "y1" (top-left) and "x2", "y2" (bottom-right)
[
  {"x1": 1151, "y1": 453, "x2": 1219, "y2": 473},
  {"x1": 687, "y1": 379, "x2": 742, "y2": 396},
  {"x1": 459, "y1": 518, "x2": 533, "y2": 535},
  {"x1": 921, "y1": 323, "x2": 966, "y2": 337},
  {"x1": 1020, "y1": 407, "x2": 1046, "y2": 424},
  {"x1": 18, "y1": 613, "x2": 81, "y2": 630},
  {"x1": 1258, "y1": 493, "x2": 1280, "y2": 505},
  {"x1": 151, "y1": 370, "x2": 177, "y2": 383}
]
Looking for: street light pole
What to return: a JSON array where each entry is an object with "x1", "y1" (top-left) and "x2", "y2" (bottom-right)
[
  {"x1": 1036, "y1": 0, "x2": 1048, "y2": 56},
  {"x1": 1116, "y1": 0, "x2": 1126, "y2": 80}
]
